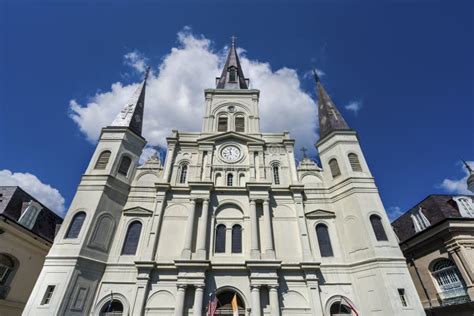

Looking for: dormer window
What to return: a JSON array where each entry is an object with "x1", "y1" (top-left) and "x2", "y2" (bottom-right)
[
  {"x1": 18, "y1": 200, "x2": 42, "y2": 230},
  {"x1": 453, "y1": 196, "x2": 474, "y2": 218},
  {"x1": 229, "y1": 68, "x2": 237, "y2": 82},
  {"x1": 411, "y1": 207, "x2": 430, "y2": 232}
]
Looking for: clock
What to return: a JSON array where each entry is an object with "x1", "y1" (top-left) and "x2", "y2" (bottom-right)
[{"x1": 221, "y1": 145, "x2": 241, "y2": 162}]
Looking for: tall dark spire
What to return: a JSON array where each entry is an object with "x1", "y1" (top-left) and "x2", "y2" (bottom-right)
[
  {"x1": 216, "y1": 36, "x2": 248, "y2": 89},
  {"x1": 111, "y1": 67, "x2": 150, "y2": 136},
  {"x1": 313, "y1": 69, "x2": 351, "y2": 140}
]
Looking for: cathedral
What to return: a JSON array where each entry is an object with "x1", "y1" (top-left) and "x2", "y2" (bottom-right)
[{"x1": 24, "y1": 40, "x2": 424, "y2": 315}]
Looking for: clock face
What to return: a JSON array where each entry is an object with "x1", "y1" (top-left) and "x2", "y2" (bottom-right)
[{"x1": 221, "y1": 145, "x2": 241, "y2": 162}]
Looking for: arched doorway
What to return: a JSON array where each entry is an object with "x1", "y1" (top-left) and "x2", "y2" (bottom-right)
[
  {"x1": 215, "y1": 290, "x2": 245, "y2": 315},
  {"x1": 99, "y1": 299, "x2": 124, "y2": 316}
]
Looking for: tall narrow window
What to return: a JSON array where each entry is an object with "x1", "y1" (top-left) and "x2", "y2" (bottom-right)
[
  {"x1": 227, "y1": 174, "x2": 233, "y2": 187},
  {"x1": 218, "y1": 117, "x2": 228, "y2": 132},
  {"x1": 18, "y1": 201, "x2": 42, "y2": 230},
  {"x1": 118, "y1": 156, "x2": 132, "y2": 176},
  {"x1": 232, "y1": 225, "x2": 242, "y2": 253},
  {"x1": 41, "y1": 285, "x2": 56, "y2": 305},
  {"x1": 328, "y1": 159, "x2": 341, "y2": 178},
  {"x1": 348, "y1": 153, "x2": 362, "y2": 172},
  {"x1": 235, "y1": 116, "x2": 245, "y2": 132},
  {"x1": 65, "y1": 212, "x2": 86, "y2": 239},
  {"x1": 398, "y1": 289, "x2": 408, "y2": 307},
  {"x1": 272, "y1": 165, "x2": 280, "y2": 185},
  {"x1": 370, "y1": 215, "x2": 388, "y2": 241},
  {"x1": 121, "y1": 221, "x2": 142, "y2": 255},
  {"x1": 95, "y1": 150, "x2": 111, "y2": 170},
  {"x1": 215, "y1": 224, "x2": 226, "y2": 253},
  {"x1": 179, "y1": 164, "x2": 188, "y2": 184},
  {"x1": 316, "y1": 224, "x2": 334, "y2": 257},
  {"x1": 229, "y1": 68, "x2": 237, "y2": 82}
]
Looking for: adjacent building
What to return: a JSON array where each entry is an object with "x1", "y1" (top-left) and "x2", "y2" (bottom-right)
[
  {"x1": 392, "y1": 163, "x2": 474, "y2": 315},
  {"x1": 0, "y1": 186, "x2": 63, "y2": 315},
  {"x1": 24, "y1": 41, "x2": 424, "y2": 315}
]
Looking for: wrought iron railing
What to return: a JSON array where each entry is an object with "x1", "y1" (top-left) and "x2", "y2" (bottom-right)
[{"x1": 439, "y1": 287, "x2": 470, "y2": 306}]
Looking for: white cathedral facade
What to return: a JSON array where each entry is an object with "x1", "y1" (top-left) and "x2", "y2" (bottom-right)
[{"x1": 24, "y1": 41, "x2": 424, "y2": 316}]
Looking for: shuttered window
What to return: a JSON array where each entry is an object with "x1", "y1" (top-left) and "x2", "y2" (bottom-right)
[
  {"x1": 370, "y1": 215, "x2": 388, "y2": 241},
  {"x1": 218, "y1": 117, "x2": 228, "y2": 132},
  {"x1": 227, "y1": 174, "x2": 233, "y2": 187},
  {"x1": 95, "y1": 151, "x2": 111, "y2": 170},
  {"x1": 348, "y1": 153, "x2": 362, "y2": 172},
  {"x1": 179, "y1": 164, "x2": 188, "y2": 183},
  {"x1": 121, "y1": 221, "x2": 142, "y2": 255},
  {"x1": 229, "y1": 68, "x2": 237, "y2": 82},
  {"x1": 316, "y1": 224, "x2": 334, "y2": 257},
  {"x1": 273, "y1": 165, "x2": 280, "y2": 185},
  {"x1": 118, "y1": 156, "x2": 132, "y2": 176},
  {"x1": 328, "y1": 159, "x2": 341, "y2": 178},
  {"x1": 65, "y1": 212, "x2": 86, "y2": 239},
  {"x1": 235, "y1": 117, "x2": 245, "y2": 132},
  {"x1": 232, "y1": 225, "x2": 242, "y2": 253},
  {"x1": 215, "y1": 224, "x2": 226, "y2": 253}
]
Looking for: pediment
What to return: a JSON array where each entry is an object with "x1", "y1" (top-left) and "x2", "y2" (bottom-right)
[
  {"x1": 123, "y1": 206, "x2": 153, "y2": 216},
  {"x1": 305, "y1": 209, "x2": 336, "y2": 219},
  {"x1": 197, "y1": 132, "x2": 264, "y2": 145}
]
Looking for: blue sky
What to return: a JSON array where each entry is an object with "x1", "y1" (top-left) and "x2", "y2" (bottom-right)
[{"x1": 1, "y1": 0, "x2": 473, "y2": 219}]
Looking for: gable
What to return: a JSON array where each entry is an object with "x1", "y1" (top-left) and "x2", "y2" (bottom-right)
[{"x1": 197, "y1": 131, "x2": 264, "y2": 145}]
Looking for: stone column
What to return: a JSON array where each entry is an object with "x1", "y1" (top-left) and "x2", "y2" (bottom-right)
[
  {"x1": 262, "y1": 199, "x2": 275, "y2": 259},
  {"x1": 251, "y1": 285, "x2": 261, "y2": 316},
  {"x1": 196, "y1": 199, "x2": 210, "y2": 259},
  {"x1": 163, "y1": 143, "x2": 176, "y2": 182},
  {"x1": 258, "y1": 151, "x2": 265, "y2": 180},
  {"x1": 269, "y1": 285, "x2": 280, "y2": 316},
  {"x1": 250, "y1": 150, "x2": 256, "y2": 181},
  {"x1": 192, "y1": 285, "x2": 205, "y2": 316},
  {"x1": 250, "y1": 199, "x2": 260, "y2": 259},
  {"x1": 175, "y1": 284, "x2": 187, "y2": 316},
  {"x1": 293, "y1": 191, "x2": 313, "y2": 261},
  {"x1": 182, "y1": 199, "x2": 197, "y2": 259}
]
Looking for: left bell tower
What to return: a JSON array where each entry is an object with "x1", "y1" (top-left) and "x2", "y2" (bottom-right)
[{"x1": 23, "y1": 69, "x2": 150, "y2": 316}]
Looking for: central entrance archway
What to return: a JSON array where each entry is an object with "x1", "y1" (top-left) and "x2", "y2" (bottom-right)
[{"x1": 215, "y1": 290, "x2": 245, "y2": 315}]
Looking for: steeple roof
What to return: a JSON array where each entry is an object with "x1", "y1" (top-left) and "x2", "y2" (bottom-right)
[
  {"x1": 314, "y1": 70, "x2": 351, "y2": 140},
  {"x1": 216, "y1": 37, "x2": 248, "y2": 89},
  {"x1": 111, "y1": 67, "x2": 150, "y2": 135}
]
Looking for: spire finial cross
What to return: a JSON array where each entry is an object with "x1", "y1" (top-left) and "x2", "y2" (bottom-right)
[{"x1": 301, "y1": 147, "x2": 308, "y2": 158}]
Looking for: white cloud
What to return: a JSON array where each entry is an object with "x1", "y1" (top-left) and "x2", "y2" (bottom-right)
[
  {"x1": 439, "y1": 161, "x2": 473, "y2": 195},
  {"x1": 0, "y1": 169, "x2": 66, "y2": 216},
  {"x1": 69, "y1": 27, "x2": 318, "y2": 157},
  {"x1": 345, "y1": 100, "x2": 362, "y2": 114},
  {"x1": 387, "y1": 206, "x2": 404, "y2": 221},
  {"x1": 139, "y1": 147, "x2": 159, "y2": 165},
  {"x1": 124, "y1": 50, "x2": 148, "y2": 73}
]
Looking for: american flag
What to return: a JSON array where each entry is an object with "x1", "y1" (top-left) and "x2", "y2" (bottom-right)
[{"x1": 207, "y1": 292, "x2": 218, "y2": 316}]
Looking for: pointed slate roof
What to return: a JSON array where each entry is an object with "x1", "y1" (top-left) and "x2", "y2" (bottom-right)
[
  {"x1": 314, "y1": 70, "x2": 351, "y2": 140},
  {"x1": 111, "y1": 67, "x2": 150, "y2": 135},
  {"x1": 216, "y1": 37, "x2": 248, "y2": 89}
]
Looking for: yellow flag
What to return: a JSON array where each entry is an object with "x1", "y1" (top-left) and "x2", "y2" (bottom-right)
[{"x1": 231, "y1": 294, "x2": 238, "y2": 316}]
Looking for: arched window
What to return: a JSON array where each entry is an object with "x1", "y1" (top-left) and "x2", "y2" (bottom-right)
[
  {"x1": 232, "y1": 225, "x2": 242, "y2": 253},
  {"x1": 432, "y1": 259, "x2": 467, "y2": 300},
  {"x1": 215, "y1": 224, "x2": 226, "y2": 253},
  {"x1": 18, "y1": 201, "x2": 42, "y2": 230},
  {"x1": 227, "y1": 174, "x2": 233, "y2": 186},
  {"x1": 118, "y1": 156, "x2": 132, "y2": 176},
  {"x1": 272, "y1": 164, "x2": 280, "y2": 185},
  {"x1": 370, "y1": 215, "x2": 388, "y2": 241},
  {"x1": 65, "y1": 212, "x2": 86, "y2": 239},
  {"x1": 229, "y1": 68, "x2": 237, "y2": 82},
  {"x1": 0, "y1": 254, "x2": 15, "y2": 287},
  {"x1": 330, "y1": 302, "x2": 352, "y2": 315},
  {"x1": 218, "y1": 116, "x2": 228, "y2": 132},
  {"x1": 95, "y1": 150, "x2": 111, "y2": 170},
  {"x1": 328, "y1": 159, "x2": 341, "y2": 178},
  {"x1": 235, "y1": 116, "x2": 245, "y2": 132},
  {"x1": 348, "y1": 153, "x2": 362, "y2": 172},
  {"x1": 316, "y1": 224, "x2": 334, "y2": 257},
  {"x1": 179, "y1": 163, "x2": 188, "y2": 184},
  {"x1": 100, "y1": 299, "x2": 124, "y2": 316},
  {"x1": 121, "y1": 221, "x2": 142, "y2": 255}
]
